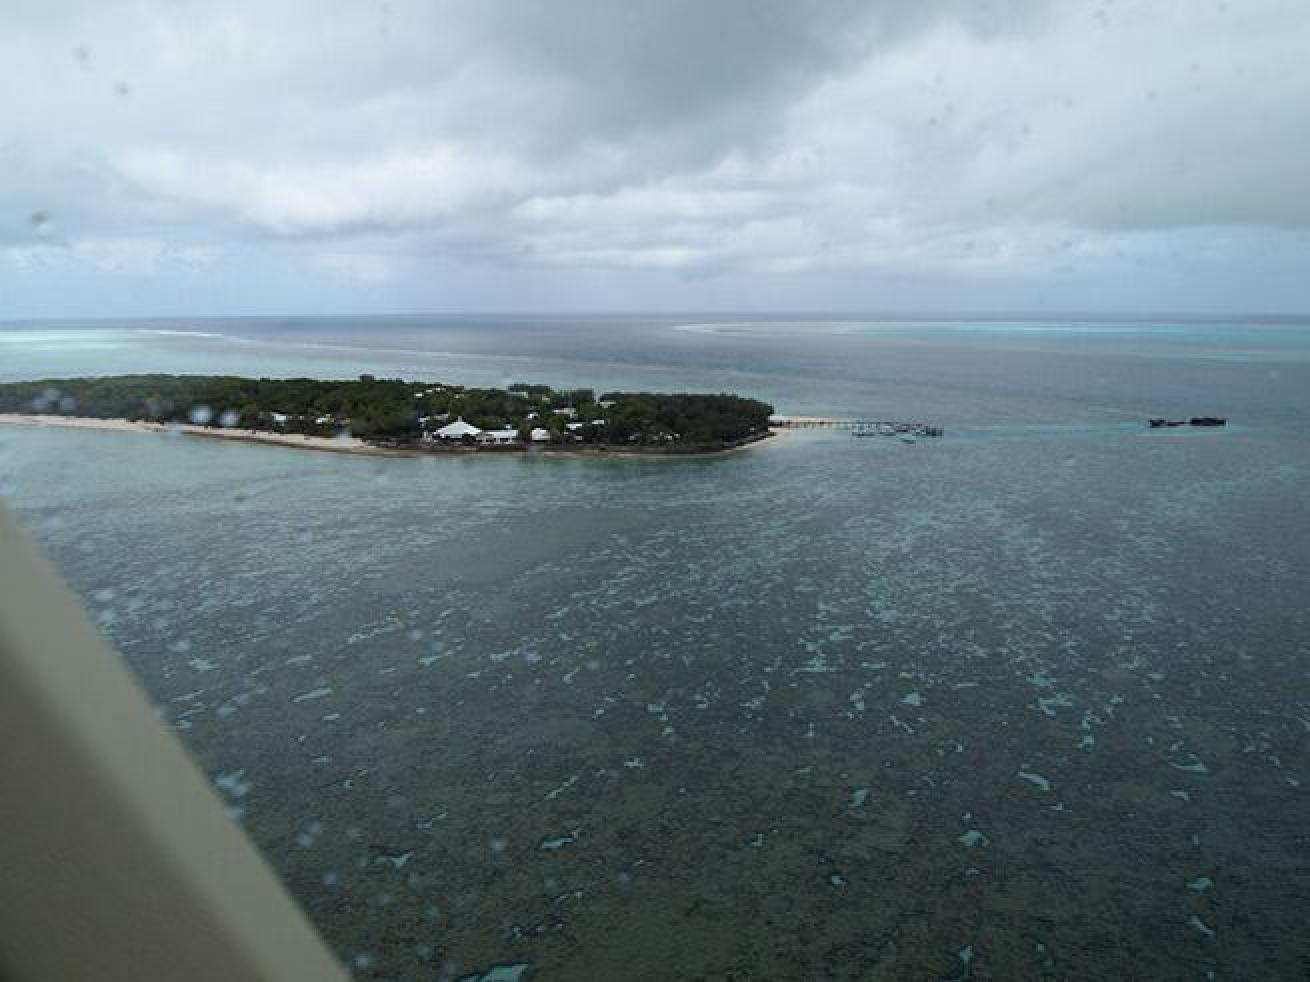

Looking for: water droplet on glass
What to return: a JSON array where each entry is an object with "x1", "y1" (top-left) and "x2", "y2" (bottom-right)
[
  {"x1": 218, "y1": 409, "x2": 241, "y2": 428},
  {"x1": 296, "y1": 817, "x2": 320, "y2": 848},
  {"x1": 31, "y1": 387, "x2": 60, "y2": 412},
  {"x1": 213, "y1": 770, "x2": 252, "y2": 798},
  {"x1": 189, "y1": 405, "x2": 213, "y2": 425}
]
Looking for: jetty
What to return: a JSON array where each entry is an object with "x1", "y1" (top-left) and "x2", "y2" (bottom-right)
[{"x1": 770, "y1": 416, "x2": 943, "y2": 438}]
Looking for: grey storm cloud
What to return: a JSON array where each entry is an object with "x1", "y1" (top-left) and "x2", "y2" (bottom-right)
[{"x1": 1, "y1": 0, "x2": 1308, "y2": 316}]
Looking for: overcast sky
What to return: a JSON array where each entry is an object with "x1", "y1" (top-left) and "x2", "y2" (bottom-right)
[{"x1": 2, "y1": 0, "x2": 1309, "y2": 318}]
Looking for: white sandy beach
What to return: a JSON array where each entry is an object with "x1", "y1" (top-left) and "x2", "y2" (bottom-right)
[
  {"x1": 0, "y1": 413, "x2": 784, "y2": 458},
  {"x1": 0, "y1": 413, "x2": 399, "y2": 456}
]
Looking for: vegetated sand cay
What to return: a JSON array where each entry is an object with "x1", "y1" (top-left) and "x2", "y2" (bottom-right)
[{"x1": 0, "y1": 413, "x2": 782, "y2": 458}]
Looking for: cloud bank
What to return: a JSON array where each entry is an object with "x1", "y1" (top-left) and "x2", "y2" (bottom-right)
[{"x1": 2, "y1": 0, "x2": 1308, "y2": 316}]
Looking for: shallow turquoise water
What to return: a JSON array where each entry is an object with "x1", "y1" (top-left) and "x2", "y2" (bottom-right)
[{"x1": 2, "y1": 317, "x2": 1308, "y2": 979}]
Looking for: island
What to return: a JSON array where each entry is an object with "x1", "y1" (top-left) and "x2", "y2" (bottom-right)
[{"x1": 0, "y1": 375, "x2": 776, "y2": 455}]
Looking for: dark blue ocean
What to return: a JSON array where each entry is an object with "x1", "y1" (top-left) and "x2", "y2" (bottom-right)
[{"x1": 3, "y1": 315, "x2": 1308, "y2": 979}]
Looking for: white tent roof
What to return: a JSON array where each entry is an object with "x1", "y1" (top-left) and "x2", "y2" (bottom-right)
[{"x1": 436, "y1": 419, "x2": 482, "y2": 438}]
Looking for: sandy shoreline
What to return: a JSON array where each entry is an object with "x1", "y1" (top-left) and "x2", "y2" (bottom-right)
[
  {"x1": 0, "y1": 413, "x2": 401, "y2": 456},
  {"x1": 0, "y1": 413, "x2": 785, "y2": 459}
]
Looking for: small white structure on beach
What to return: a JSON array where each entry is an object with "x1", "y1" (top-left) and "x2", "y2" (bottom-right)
[
  {"x1": 434, "y1": 419, "x2": 482, "y2": 440},
  {"x1": 476, "y1": 428, "x2": 519, "y2": 445},
  {"x1": 529, "y1": 427, "x2": 552, "y2": 442}
]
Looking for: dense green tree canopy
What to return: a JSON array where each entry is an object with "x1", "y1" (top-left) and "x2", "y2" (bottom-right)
[{"x1": 0, "y1": 375, "x2": 774, "y2": 449}]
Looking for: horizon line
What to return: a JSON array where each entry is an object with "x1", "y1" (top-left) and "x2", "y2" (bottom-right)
[{"x1": 3, "y1": 309, "x2": 1309, "y2": 327}]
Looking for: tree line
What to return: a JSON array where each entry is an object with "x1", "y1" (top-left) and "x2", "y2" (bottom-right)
[{"x1": 0, "y1": 374, "x2": 774, "y2": 448}]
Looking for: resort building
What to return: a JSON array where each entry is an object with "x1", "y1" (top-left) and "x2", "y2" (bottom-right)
[{"x1": 433, "y1": 419, "x2": 482, "y2": 441}]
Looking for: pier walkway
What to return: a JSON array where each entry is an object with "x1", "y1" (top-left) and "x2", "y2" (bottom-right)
[{"x1": 770, "y1": 417, "x2": 944, "y2": 438}]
